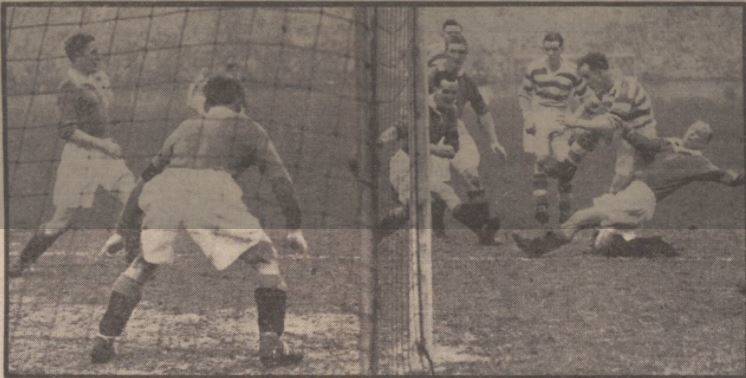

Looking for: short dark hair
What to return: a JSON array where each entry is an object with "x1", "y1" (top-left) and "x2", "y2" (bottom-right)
[
  {"x1": 64, "y1": 33, "x2": 95, "y2": 61},
  {"x1": 543, "y1": 32, "x2": 564, "y2": 47},
  {"x1": 444, "y1": 33, "x2": 468, "y2": 49},
  {"x1": 577, "y1": 52, "x2": 610, "y2": 71},
  {"x1": 442, "y1": 18, "x2": 461, "y2": 31},
  {"x1": 430, "y1": 69, "x2": 458, "y2": 92},
  {"x1": 203, "y1": 75, "x2": 246, "y2": 110}
]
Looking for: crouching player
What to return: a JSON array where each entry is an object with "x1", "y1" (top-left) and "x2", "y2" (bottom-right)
[
  {"x1": 90, "y1": 76, "x2": 308, "y2": 368},
  {"x1": 512, "y1": 120, "x2": 744, "y2": 256},
  {"x1": 377, "y1": 70, "x2": 500, "y2": 245}
]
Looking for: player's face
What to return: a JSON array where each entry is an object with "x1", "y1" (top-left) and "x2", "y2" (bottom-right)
[
  {"x1": 435, "y1": 80, "x2": 458, "y2": 107},
  {"x1": 73, "y1": 42, "x2": 101, "y2": 75},
  {"x1": 443, "y1": 25, "x2": 462, "y2": 37},
  {"x1": 578, "y1": 64, "x2": 606, "y2": 94},
  {"x1": 543, "y1": 41, "x2": 562, "y2": 62},
  {"x1": 683, "y1": 121, "x2": 712, "y2": 150},
  {"x1": 446, "y1": 43, "x2": 468, "y2": 67}
]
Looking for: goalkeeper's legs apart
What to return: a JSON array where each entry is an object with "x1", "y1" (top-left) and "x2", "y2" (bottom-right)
[
  {"x1": 9, "y1": 206, "x2": 77, "y2": 278},
  {"x1": 241, "y1": 241, "x2": 303, "y2": 368},
  {"x1": 92, "y1": 255, "x2": 157, "y2": 363}
]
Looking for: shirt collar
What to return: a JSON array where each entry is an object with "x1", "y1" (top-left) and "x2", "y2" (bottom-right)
[
  {"x1": 68, "y1": 68, "x2": 107, "y2": 87},
  {"x1": 205, "y1": 106, "x2": 243, "y2": 119}
]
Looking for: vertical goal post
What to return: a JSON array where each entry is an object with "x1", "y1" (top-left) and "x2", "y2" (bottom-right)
[{"x1": 356, "y1": 6, "x2": 434, "y2": 375}]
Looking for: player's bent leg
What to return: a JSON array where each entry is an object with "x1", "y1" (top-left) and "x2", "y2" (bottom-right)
[
  {"x1": 116, "y1": 179, "x2": 145, "y2": 264},
  {"x1": 9, "y1": 206, "x2": 76, "y2": 278},
  {"x1": 376, "y1": 206, "x2": 409, "y2": 241},
  {"x1": 431, "y1": 195, "x2": 448, "y2": 239},
  {"x1": 92, "y1": 256, "x2": 158, "y2": 363},
  {"x1": 532, "y1": 162, "x2": 550, "y2": 224},
  {"x1": 557, "y1": 168, "x2": 576, "y2": 224},
  {"x1": 240, "y1": 242, "x2": 303, "y2": 368}
]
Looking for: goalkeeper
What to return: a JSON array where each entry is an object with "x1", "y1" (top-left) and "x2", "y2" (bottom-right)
[
  {"x1": 512, "y1": 119, "x2": 744, "y2": 257},
  {"x1": 377, "y1": 70, "x2": 500, "y2": 245},
  {"x1": 90, "y1": 75, "x2": 308, "y2": 368}
]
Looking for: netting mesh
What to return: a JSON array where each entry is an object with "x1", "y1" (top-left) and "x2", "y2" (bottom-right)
[{"x1": 5, "y1": 5, "x2": 422, "y2": 374}]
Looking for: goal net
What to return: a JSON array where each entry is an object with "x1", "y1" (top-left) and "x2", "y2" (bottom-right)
[{"x1": 5, "y1": 5, "x2": 431, "y2": 375}]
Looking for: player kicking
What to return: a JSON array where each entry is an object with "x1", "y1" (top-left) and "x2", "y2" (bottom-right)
[
  {"x1": 572, "y1": 52, "x2": 660, "y2": 195},
  {"x1": 9, "y1": 33, "x2": 136, "y2": 277},
  {"x1": 518, "y1": 32, "x2": 593, "y2": 224},
  {"x1": 428, "y1": 34, "x2": 507, "y2": 241},
  {"x1": 90, "y1": 75, "x2": 308, "y2": 368},
  {"x1": 512, "y1": 119, "x2": 743, "y2": 257},
  {"x1": 377, "y1": 70, "x2": 500, "y2": 245}
]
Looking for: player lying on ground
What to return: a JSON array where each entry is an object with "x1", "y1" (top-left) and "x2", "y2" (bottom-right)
[
  {"x1": 512, "y1": 120, "x2": 744, "y2": 257},
  {"x1": 90, "y1": 76, "x2": 309, "y2": 368},
  {"x1": 428, "y1": 34, "x2": 507, "y2": 238},
  {"x1": 9, "y1": 33, "x2": 136, "y2": 278},
  {"x1": 377, "y1": 70, "x2": 500, "y2": 245},
  {"x1": 518, "y1": 32, "x2": 594, "y2": 224}
]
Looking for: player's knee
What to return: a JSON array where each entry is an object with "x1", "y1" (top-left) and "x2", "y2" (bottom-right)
[
  {"x1": 255, "y1": 259, "x2": 287, "y2": 291},
  {"x1": 123, "y1": 256, "x2": 158, "y2": 284},
  {"x1": 112, "y1": 274, "x2": 144, "y2": 304},
  {"x1": 239, "y1": 240, "x2": 276, "y2": 266},
  {"x1": 558, "y1": 176, "x2": 573, "y2": 194},
  {"x1": 537, "y1": 156, "x2": 557, "y2": 174}
]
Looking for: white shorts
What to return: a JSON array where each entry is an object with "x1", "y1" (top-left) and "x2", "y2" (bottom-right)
[
  {"x1": 592, "y1": 180, "x2": 656, "y2": 227},
  {"x1": 614, "y1": 121, "x2": 658, "y2": 177},
  {"x1": 52, "y1": 142, "x2": 135, "y2": 209},
  {"x1": 524, "y1": 106, "x2": 568, "y2": 158},
  {"x1": 450, "y1": 120, "x2": 480, "y2": 177},
  {"x1": 138, "y1": 168, "x2": 273, "y2": 270},
  {"x1": 389, "y1": 149, "x2": 459, "y2": 208}
]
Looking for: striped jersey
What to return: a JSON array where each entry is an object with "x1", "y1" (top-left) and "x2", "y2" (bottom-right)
[
  {"x1": 597, "y1": 76, "x2": 657, "y2": 131},
  {"x1": 519, "y1": 57, "x2": 588, "y2": 109}
]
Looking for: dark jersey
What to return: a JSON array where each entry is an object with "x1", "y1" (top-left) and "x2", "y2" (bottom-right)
[
  {"x1": 397, "y1": 100, "x2": 459, "y2": 154},
  {"x1": 428, "y1": 55, "x2": 488, "y2": 118},
  {"x1": 57, "y1": 79, "x2": 110, "y2": 140},
  {"x1": 623, "y1": 129, "x2": 732, "y2": 201},
  {"x1": 148, "y1": 107, "x2": 301, "y2": 227}
]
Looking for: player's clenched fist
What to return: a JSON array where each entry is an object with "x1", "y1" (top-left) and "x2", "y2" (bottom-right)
[{"x1": 286, "y1": 229, "x2": 309, "y2": 255}]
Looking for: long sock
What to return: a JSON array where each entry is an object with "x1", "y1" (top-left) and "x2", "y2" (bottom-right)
[
  {"x1": 99, "y1": 276, "x2": 143, "y2": 337},
  {"x1": 376, "y1": 207, "x2": 408, "y2": 240},
  {"x1": 255, "y1": 288, "x2": 287, "y2": 336},
  {"x1": 532, "y1": 172, "x2": 549, "y2": 208},
  {"x1": 431, "y1": 197, "x2": 447, "y2": 235},
  {"x1": 558, "y1": 179, "x2": 573, "y2": 224},
  {"x1": 18, "y1": 231, "x2": 63, "y2": 267}
]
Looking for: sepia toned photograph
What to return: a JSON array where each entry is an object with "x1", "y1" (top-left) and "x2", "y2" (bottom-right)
[{"x1": 2, "y1": 2, "x2": 744, "y2": 375}]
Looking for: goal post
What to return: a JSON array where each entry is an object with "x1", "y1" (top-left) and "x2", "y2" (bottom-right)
[{"x1": 356, "y1": 6, "x2": 434, "y2": 375}]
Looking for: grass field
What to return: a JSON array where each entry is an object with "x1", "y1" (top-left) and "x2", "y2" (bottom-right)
[
  {"x1": 8, "y1": 91, "x2": 746, "y2": 375},
  {"x1": 5, "y1": 15, "x2": 745, "y2": 372},
  {"x1": 7, "y1": 226, "x2": 744, "y2": 374}
]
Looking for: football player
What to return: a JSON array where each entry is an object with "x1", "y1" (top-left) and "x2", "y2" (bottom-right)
[
  {"x1": 377, "y1": 70, "x2": 500, "y2": 245},
  {"x1": 512, "y1": 119, "x2": 743, "y2": 257},
  {"x1": 90, "y1": 75, "x2": 308, "y2": 368},
  {"x1": 568, "y1": 52, "x2": 660, "y2": 194},
  {"x1": 9, "y1": 33, "x2": 136, "y2": 277},
  {"x1": 428, "y1": 34, "x2": 507, "y2": 242},
  {"x1": 518, "y1": 32, "x2": 592, "y2": 224}
]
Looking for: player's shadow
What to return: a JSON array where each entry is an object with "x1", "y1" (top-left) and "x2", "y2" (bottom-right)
[{"x1": 591, "y1": 236, "x2": 680, "y2": 258}]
